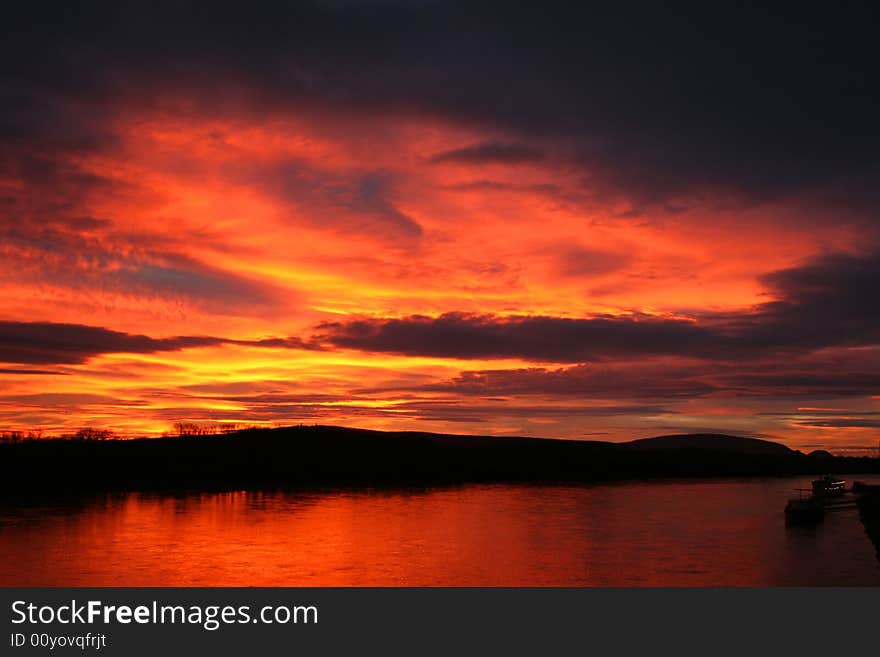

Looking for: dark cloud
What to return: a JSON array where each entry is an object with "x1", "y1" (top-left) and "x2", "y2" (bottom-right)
[
  {"x1": 0, "y1": 321, "x2": 313, "y2": 365},
  {"x1": 422, "y1": 360, "x2": 880, "y2": 401},
  {"x1": 240, "y1": 161, "x2": 422, "y2": 241},
  {"x1": 0, "y1": 368, "x2": 69, "y2": 376},
  {"x1": 316, "y1": 312, "x2": 716, "y2": 362},
  {"x1": 761, "y1": 251, "x2": 880, "y2": 323},
  {"x1": 242, "y1": 337, "x2": 316, "y2": 349},
  {"x1": 757, "y1": 409, "x2": 880, "y2": 429},
  {"x1": 760, "y1": 410, "x2": 880, "y2": 418},
  {"x1": 316, "y1": 249, "x2": 880, "y2": 362},
  {"x1": 4, "y1": 2, "x2": 878, "y2": 215},
  {"x1": 0, "y1": 322, "x2": 227, "y2": 365},
  {"x1": 714, "y1": 371, "x2": 880, "y2": 398},
  {"x1": 726, "y1": 250, "x2": 880, "y2": 354},
  {"x1": 348, "y1": 172, "x2": 422, "y2": 238},
  {"x1": 0, "y1": 220, "x2": 289, "y2": 313},
  {"x1": 139, "y1": 388, "x2": 673, "y2": 426},
  {"x1": 0, "y1": 151, "x2": 124, "y2": 219},
  {"x1": 415, "y1": 364, "x2": 716, "y2": 399},
  {"x1": 792, "y1": 419, "x2": 880, "y2": 429},
  {"x1": 385, "y1": 401, "x2": 673, "y2": 424},
  {"x1": 430, "y1": 141, "x2": 545, "y2": 165},
  {"x1": 115, "y1": 258, "x2": 288, "y2": 313}
]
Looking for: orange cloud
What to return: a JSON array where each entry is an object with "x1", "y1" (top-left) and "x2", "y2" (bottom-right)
[{"x1": 1, "y1": 101, "x2": 878, "y2": 452}]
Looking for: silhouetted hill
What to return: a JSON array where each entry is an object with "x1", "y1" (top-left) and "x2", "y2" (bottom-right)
[
  {"x1": 0, "y1": 425, "x2": 876, "y2": 493},
  {"x1": 623, "y1": 433, "x2": 796, "y2": 456}
]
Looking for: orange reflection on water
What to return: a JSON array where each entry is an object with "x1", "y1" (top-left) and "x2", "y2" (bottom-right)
[{"x1": 1, "y1": 478, "x2": 878, "y2": 586}]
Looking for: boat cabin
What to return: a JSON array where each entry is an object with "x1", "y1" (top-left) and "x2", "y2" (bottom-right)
[{"x1": 811, "y1": 475, "x2": 846, "y2": 498}]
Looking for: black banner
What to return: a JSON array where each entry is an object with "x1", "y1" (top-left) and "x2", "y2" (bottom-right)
[{"x1": 2, "y1": 588, "x2": 878, "y2": 656}]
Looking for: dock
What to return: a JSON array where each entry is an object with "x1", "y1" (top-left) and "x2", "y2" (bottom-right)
[
  {"x1": 857, "y1": 486, "x2": 880, "y2": 560},
  {"x1": 819, "y1": 495, "x2": 859, "y2": 511},
  {"x1": 784, "y1": 477, "x2": 877, "y2": 524}
]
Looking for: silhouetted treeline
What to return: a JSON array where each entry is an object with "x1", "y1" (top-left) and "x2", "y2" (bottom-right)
[
  {"x1": 0, "y1": 429, "x2": 45, "y2": 443},
  {"x1": 0, "y1": 427, "x2": 115, "y2": 443},
  {"x1": 0, "y1": 425, "x2": 878, "y2": 494},
  {"x1": 0, "y1": 422, "x2": 264, "y2": 443}
]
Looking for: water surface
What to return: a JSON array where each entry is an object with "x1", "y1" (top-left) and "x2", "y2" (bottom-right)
[{"x1": 1, "y1": 475, "x2": 878, "y2": 586}]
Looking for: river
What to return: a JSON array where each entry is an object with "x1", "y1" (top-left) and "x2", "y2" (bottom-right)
[{"x1": 2, "y1": 475, "x2": 878, "y2": 586}]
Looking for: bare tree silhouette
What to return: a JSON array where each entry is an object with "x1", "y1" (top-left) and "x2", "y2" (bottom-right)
[{"x1": 73, "y1": 427, "x2": 116, "y2": 441}]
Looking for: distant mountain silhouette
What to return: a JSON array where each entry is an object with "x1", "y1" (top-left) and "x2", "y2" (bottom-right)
[
  {"x1": 0, "y1": 424, "x2": 876, "y2": 493},
  {"x1": 622, "y1": 433, "x2": 796, "y2": 456}
]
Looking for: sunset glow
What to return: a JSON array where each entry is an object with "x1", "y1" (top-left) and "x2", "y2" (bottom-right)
[{"x1": 3, "y1": 3, "x2": 879, "y2": 452}]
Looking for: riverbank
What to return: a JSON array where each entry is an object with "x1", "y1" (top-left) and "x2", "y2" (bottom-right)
[{"x1": 1, "y1": 425, "x2": 877, "y2": 493}]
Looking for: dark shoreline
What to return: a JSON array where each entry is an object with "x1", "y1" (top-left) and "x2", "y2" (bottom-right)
[{"x1": 2, "y1": 425, "x2": 877, "y2": 494}]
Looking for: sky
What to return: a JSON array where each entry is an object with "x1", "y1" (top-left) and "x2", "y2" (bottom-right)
[{"x1": 2, "y1": 2, "x2": 879, "y2": 451}]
